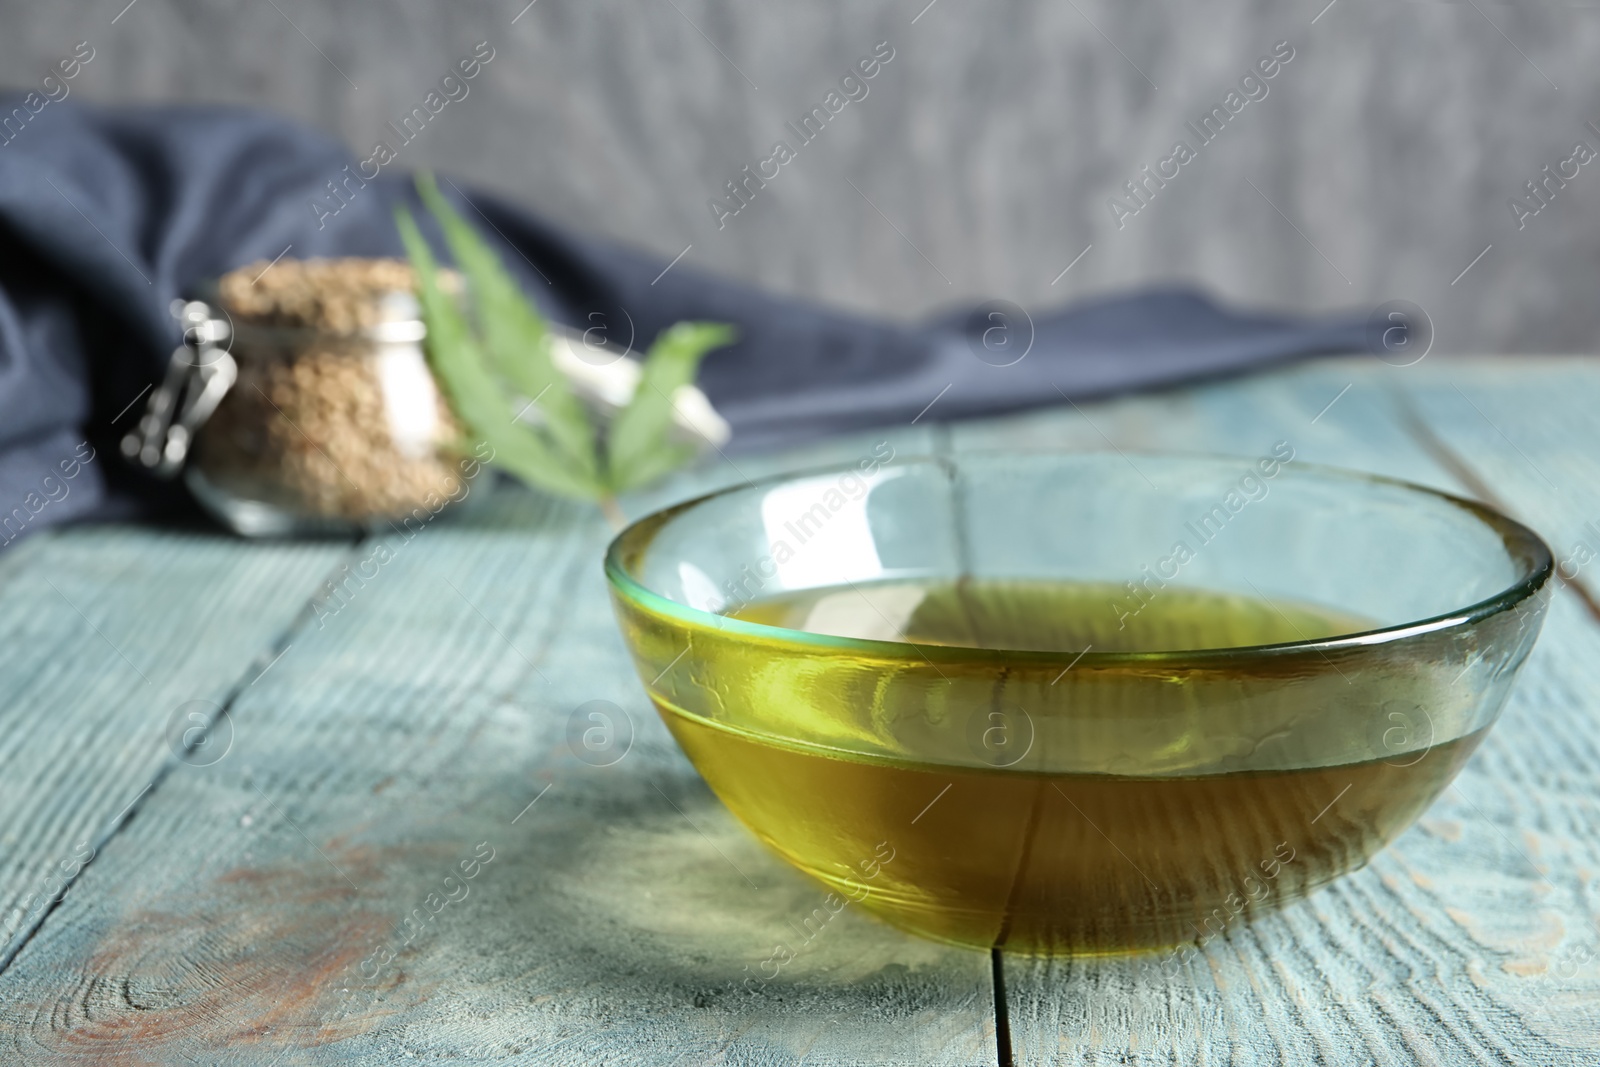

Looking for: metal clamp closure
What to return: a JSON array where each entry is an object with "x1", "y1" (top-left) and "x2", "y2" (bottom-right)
[{"x1": 120, "y1": 299, "x2": 238, "y2": 478}]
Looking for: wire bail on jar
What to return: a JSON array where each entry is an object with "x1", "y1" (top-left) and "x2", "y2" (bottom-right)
[{"x1": 121, "y1": 299, "x2": 238, "y2": 478}]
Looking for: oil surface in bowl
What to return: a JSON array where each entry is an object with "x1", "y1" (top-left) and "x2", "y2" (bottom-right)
[{"x1": 655, "y1": 579, "x2": 1479, "y2": 954}]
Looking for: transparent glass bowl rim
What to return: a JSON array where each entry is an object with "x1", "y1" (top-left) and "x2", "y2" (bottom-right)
[{"x1": 604, "y1": 450, "x2": 1553, "y2": 667}]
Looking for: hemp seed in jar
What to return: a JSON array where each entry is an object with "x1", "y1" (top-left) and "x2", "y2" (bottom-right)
[{"x1": 186, "y1": 257, "x2": 475, "y2": 536}]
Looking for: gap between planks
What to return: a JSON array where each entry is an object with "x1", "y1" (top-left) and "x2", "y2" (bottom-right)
[
  {"x1": 992, "y1": 948, "x2": 1015, "y2": 1067},
  {"x1": 1392, "y1": 387, "x2": 1600, "y2": 627},
  {"x1": 0, "y1": 536, "x2": 368, "y2": 980}
]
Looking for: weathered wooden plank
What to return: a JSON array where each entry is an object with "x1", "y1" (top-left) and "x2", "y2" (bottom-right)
[
  {"x1": 964, "y1": 358, "x2": 1600, "y2": 1065},
  {"x1": 1391, "y1": 357, "x2": 1600, "y2": 1052},
  {"x1": 0, "y1": 526, "x2": 348, "y2": 977},
  {"x1": 0, "y1": 427, "x2": 1002, "y2": 1065}
]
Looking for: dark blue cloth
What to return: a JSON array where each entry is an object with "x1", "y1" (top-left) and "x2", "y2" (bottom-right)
[{"x1": 0, "y1": 102, "x2": 1367, "y2": 542}]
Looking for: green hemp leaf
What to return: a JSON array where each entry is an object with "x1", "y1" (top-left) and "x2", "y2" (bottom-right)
[{"x1": 395, "y1": 174, "x2": 735, "y2": 522}]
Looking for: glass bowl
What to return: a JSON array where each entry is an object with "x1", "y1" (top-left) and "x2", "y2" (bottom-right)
[{"x1": 604, "y1": 451, "x2": 1551, "y2": 955}]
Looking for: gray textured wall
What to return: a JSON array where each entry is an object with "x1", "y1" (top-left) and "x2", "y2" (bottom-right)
[{"x1": 4, "y1": 0, "x2": 1597, "y2": 352}]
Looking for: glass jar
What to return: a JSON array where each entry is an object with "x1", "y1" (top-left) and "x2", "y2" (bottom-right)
[{"x1": 123, "y1": 259, "x2": 478, "y2": 538}]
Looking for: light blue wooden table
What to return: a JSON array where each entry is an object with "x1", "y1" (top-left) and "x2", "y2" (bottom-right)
[{"x1": 0, "y1": 356, "x2": 1594, "y2": 1065}]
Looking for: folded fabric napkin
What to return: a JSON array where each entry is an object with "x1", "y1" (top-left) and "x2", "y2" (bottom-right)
[{"x1": 0, "y1": 101, "x2": 1367, "y2": 543}]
